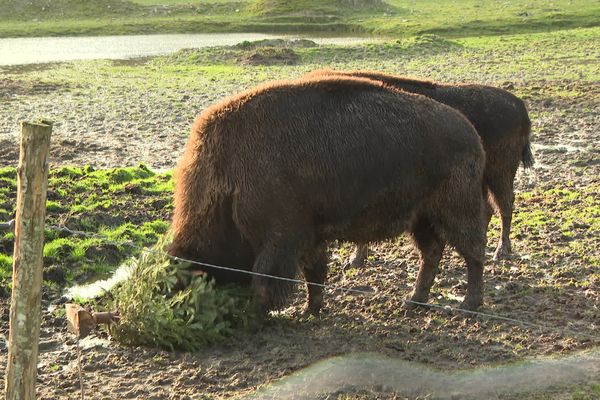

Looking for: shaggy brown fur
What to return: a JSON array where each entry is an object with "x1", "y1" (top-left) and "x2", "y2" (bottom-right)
[
  {"x1": 305, "y1": 69, "x2": 533, "y2": 264},
  {"x1": 168, "y1": 76, "x2": 487, "y2": 316}
]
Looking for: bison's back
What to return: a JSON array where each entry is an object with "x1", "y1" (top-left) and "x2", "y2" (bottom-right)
[
  {"x1": 307, "y1": 70, "x2": 530, "y2": 147},
  {"x1": 435, "y1": 84, "x2": 530, "y2": 147}
]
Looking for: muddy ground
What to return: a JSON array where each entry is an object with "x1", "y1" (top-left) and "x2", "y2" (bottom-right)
[{"x1": 0, "y1": 48, "x2": 599, "y2": 398}]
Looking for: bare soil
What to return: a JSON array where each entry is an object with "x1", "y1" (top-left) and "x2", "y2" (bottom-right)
[{"x1": 0, "y1": 69, "x2": 598, "y2": 399}]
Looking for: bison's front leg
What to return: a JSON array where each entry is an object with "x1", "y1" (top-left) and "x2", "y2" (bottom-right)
[
  {"x1": 300, "y1": 244, "x2": 329, "y2": 317},
  {"x1": 251, "y1": 233, "x2": 311, "y2": 317},
  {"x1": 461, "y1": 256, "x2": 484, "y2": 311}
]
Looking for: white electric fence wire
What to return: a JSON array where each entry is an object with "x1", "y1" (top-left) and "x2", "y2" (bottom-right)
[{"x1": 5, "y1": 222, "x2": 595, "y2": 342}]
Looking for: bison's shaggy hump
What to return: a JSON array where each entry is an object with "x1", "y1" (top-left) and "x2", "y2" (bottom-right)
[
  {"x1": 306, "y1": 69, "x2": 438, "y2": 90},
  {"x1": 194, "y1": 76, "x2": 392, "y2": 132},
  {"x1": 308, "y1": 69, "x2": 533, "y2": 262},
  {"x1": 169, "y1": 76, "x2": 487, "y2": 315}
]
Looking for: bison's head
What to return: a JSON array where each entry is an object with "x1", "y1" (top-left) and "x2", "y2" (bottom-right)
[{"x1": 167, "y1": 233, "x2": 255, "y2": 286}]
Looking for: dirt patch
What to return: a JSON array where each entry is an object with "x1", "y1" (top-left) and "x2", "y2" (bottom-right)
[
  {"x1": 0, "y1": 138, "x2": 18, "y2": 167},
  {"x1": 0, "y1": 78, "x2": 69, "y2": 100},
  {"x1": 84, "y1": 243, "x2": 122, "y2": 265},
  {"x1": 236, "y1": 38, "x2": 318, "y2": 49},
  {"x1": 111, "y1": 57, "x2": 154, "y2": 67},
  {"x1": 239, "y1": 47, "x2": 300, "y2": 66},
  {"x1": 0, "y1": 62, "x2": 67, "y2": 75},
  {"x1": 50, "y1": 138, "x2": 112, "y2": 164}
]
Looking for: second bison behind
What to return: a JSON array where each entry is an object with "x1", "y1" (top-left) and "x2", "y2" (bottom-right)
[{"x1": 168, "y1": 76, "x2": 487, "y2": 316}]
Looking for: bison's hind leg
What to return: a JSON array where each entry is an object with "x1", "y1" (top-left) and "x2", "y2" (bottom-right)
[
  {"x1": 487, "y1": 173, "x2": 517, "y2": 260},
  {"x1": 485, "y1": 141, "x2": 522, "y2": 260},
  {"x1": 451, "y1": 231, "x2": 486, "y2": 311},
  {"x1": 439, "y1": 203, "x2": 486, "y2": 311},
  {"x1": 426, "y1": 162, "x2": 487, "y2": 311},
  {"x1": 346, "y1": 242, "x2": 369, "y2": 269},
  {"x1": 405, "y1": 217, "x2": 445, "y2": 309},
  {"x1": 299, "y1": 243, "x2": 329, "y2": 317}
]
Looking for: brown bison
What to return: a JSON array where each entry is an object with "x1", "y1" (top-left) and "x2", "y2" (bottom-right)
[
  {"x1": 168, "y1": 76, "x2": 487, "y2": 316},
  {"x1": 305, "y1": 70, "x2": 533, "y2": 266}
]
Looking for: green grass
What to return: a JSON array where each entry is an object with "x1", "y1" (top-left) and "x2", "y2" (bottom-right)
[
  {"x1": 1, "y1": 161, "x2": 255, "y2": 347},
  {"x1": 482, "y1": 183, "x2": 600, "y2": 296},
  {"x1": 488, "y1": 183, "x2": 600, "y2": 264},
  {"x1": 0, "y1": 253, "x2": 11, "y2": 279},
  {"x1": 0, "y1": 0, "x2": 597, "y2": 38},
  {"x1": 130, "y1": 0, "x2": 243, "y2": 4},
  {"x1": 0, "y1": 165, "x2": 173, "y2": 291},
  {"x1": 144, "y1": 26, "x2": 599, "y2": 84}
]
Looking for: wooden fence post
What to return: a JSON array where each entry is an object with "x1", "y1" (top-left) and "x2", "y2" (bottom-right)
[{"x1": 5, "y1": 120, "x2": 52, "y2": 400}]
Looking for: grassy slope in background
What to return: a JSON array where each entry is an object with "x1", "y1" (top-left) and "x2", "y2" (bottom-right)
[{"x1": 0, "y1": 0, "x2": 598, "y2": 37}]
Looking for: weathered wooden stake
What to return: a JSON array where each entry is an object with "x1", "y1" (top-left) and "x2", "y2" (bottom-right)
[{"x1": 5, "y1": 120, "x2": 52, "y2": 400}]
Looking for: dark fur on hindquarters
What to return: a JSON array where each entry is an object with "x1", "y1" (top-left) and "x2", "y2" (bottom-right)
[
  {"x1": 307, "y1": 69, "x2": 533, "y2": 263},
  {"x1": 168, "y1": 76, "x2": 486, "y2": 317}
]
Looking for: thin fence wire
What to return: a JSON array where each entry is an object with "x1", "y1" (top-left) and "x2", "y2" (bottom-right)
[
  {"x1": 0, "y1": 219, "x2": 14, "y2": 232},
  {"x1": 40, "y1": 222, "x2": 600, "y2": 343}
]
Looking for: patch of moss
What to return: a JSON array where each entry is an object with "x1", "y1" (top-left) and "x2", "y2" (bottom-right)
[
  {"x1": 0, "y1": 253, "x2": 11, "y2": 279},
  {"x1": 510, "y1": 183, "x2": 600, "y2": 288},
  {"x1": 0, "y1": 165, "x2": 174, "y2": 293}
]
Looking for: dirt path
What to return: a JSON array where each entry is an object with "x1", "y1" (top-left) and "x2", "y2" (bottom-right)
[{"x1": 0, "y1": 35, "x2": 378, "y2": 66}]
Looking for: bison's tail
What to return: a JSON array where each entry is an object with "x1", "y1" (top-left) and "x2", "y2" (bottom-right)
[
  {"x1": 520, "y1": 110, "x2": 534, "y2": 170},
  {"x1": 522, "y1": 141, "x2": 534, "y2": 169}
]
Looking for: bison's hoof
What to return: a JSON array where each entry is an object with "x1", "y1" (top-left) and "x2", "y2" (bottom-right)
[
  {"x1": 348, "y1": 256, "x2": 366, "y2": 269},
  {"x1": 342, "y1": 258, "x2": 365, "y2": 271},
  {"x1": 459, "y1": 295, "x2": 483, "y2": 311},
  {"x1": 402, "y1": 295, "x2": 429, "y2": 310},
  {"x1": 302, "y1": 304, "x2": 322, "y2": 318},
  {"x1": 345, "y1": 245, "x2": 368, "y2": 269},
  {"x1": 493, "y1": 242, "x2": 512, "y2": 261},
  {"x1": 401, "y1": 299, "x2": 418, "y2": 310}
]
